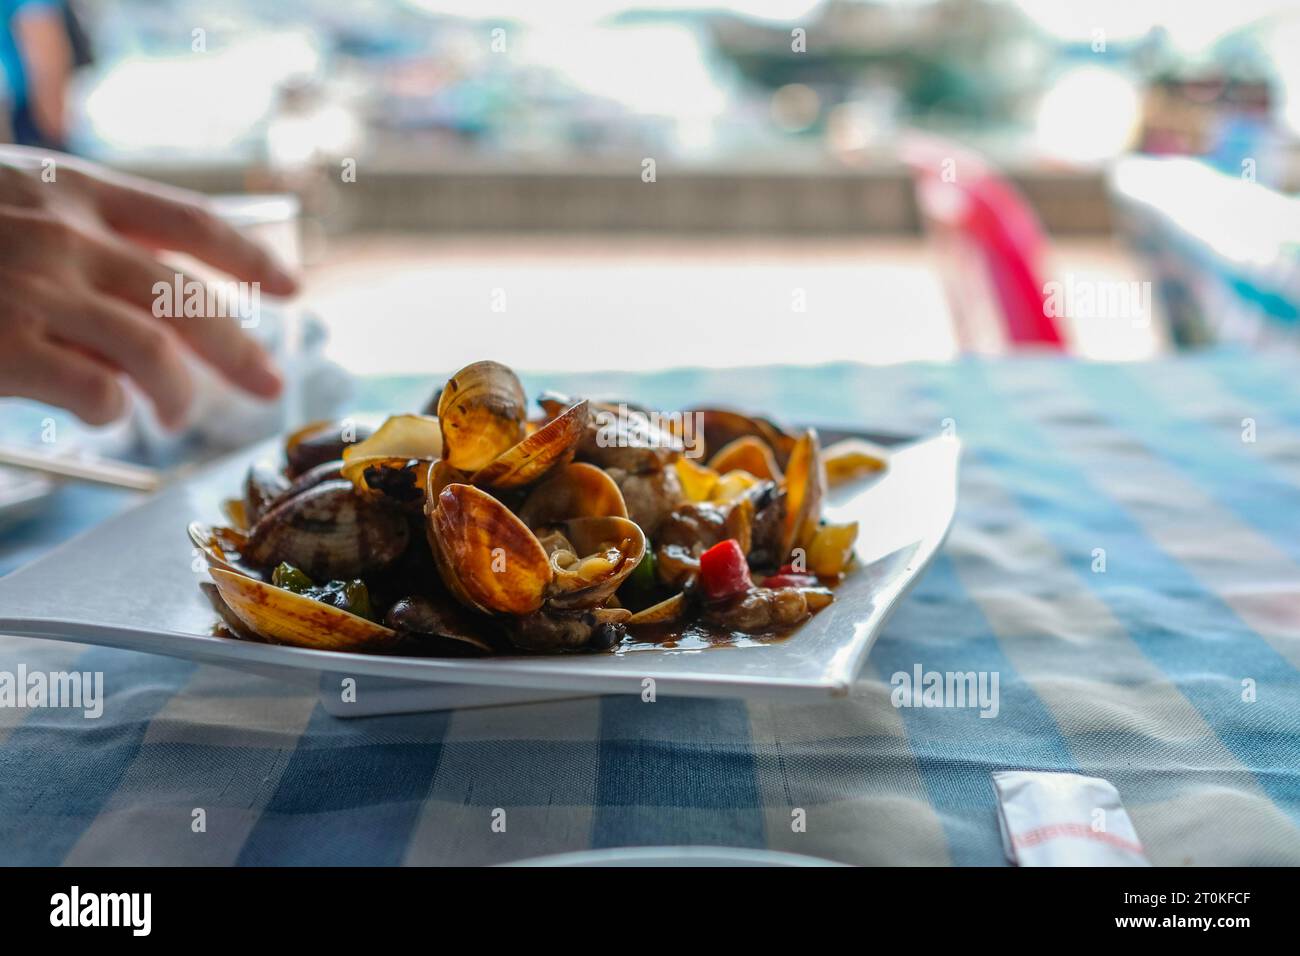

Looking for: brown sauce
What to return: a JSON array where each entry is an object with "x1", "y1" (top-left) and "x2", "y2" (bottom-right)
[{"x1": 615, "y1": 622, "x2": 795, "y2": 653}]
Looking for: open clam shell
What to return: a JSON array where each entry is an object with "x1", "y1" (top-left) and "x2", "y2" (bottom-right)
[
  {"x1": 188, "y1": 521, "x2": 250, "y2": 575},
  {"x1": 709, "y1": 436, "x2": 783, "y2": 482},
  {"x1": 626, "y1": 591, "x2": 687, "y2": 626},
  {"x1": 469, "y1": 399, "x2": 588, "y2": 490},
  {"x1": 340, "y1": 456, "x2": 432, "y2": 509},
  {"x1": 343, "y1": 413, "x2": 443, "y2": 462},
  {"x1": 338, "y1": 414, "x2": 445, "y2": 507},
  {"x1": 692, "y1": 407, "x2": 797, "y2": 469},
  {"x1": 781, "y1": 429, "x2": 827, "y2": 559},
  {"x1": 209, "y1": 568, "x2": 399, "y2": 652},
  {"x1": 545, "y1": 515, "x2": 647, "y2": 610},
  {"x1": 221, "y1": 498, "x2": 249, "y2": 532},
  {"x1": 516, "y1": 462, "x2": 627, "y2": 528},
  {"x1": 426, "y1": 481, "x2": 551, "y2": 616},
  {"x1": 437, "y1": 361, "x2": 528, "y2": 472}
]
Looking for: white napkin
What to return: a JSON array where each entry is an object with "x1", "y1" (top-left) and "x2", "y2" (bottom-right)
[{"x1": 993, "y1": 771, "x2": 1149, "y2": 866}]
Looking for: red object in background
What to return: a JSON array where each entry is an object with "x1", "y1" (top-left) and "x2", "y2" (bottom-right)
[
  {"x1": 902, "y1": 135, "x2": 1066, "y2": 350},
  {"x1": 698, "y1": 539, "x2": 754, "y2": 601}
]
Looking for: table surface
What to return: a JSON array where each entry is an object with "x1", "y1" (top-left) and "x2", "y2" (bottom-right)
[{"x1": 2, "y1": 354, "x2": 1299, "y2": 865}]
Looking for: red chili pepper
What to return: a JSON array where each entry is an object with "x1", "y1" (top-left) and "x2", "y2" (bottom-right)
[
  {"x1": 761, "y1": 563, "x2": 819, "y2": 589},
  {"x1": 764, "y1": 573, "x2": 820, "y2": 589},
  {"x1": 698, "y1": 539, "x2": 754, "y2": 601}
]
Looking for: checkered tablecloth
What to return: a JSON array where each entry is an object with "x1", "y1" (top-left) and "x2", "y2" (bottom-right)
[{"x1": 2, "y1": 355, "x2": 1299, "y2": 865}]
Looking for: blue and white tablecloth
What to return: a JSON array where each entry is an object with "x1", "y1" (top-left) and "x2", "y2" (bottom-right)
[{"x1": 2, "y1": 355, "x2": 1299, "y2": 865}]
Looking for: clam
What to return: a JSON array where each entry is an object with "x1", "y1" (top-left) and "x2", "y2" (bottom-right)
[
  {"x1": 426, "y1": 482, "x2": 551, "y2": 616},
  {"x1": 692, "y1": 407, "x2": 797, "y2": 469},
  {"x1": 709, "y1": 436, "x2": 783, "y2": 482},
  {"x1": 339, "y1": 414, "x2": 445, "y2": 509},
  {"x1": 285, "y1": 419, "x2": 371, "y2": 477},
  {"x1": 626, "y1": 591, "x2": 687, "y2": 626},
  {"x1": 208, "y1": 567, "x2": 398, "y2": 652},
  {"x1": 383, "y1": 594, "x2": 495, "y2": 653},
  {"x1": 437, "y1": 361, "x2": 528, "y2": 472},
  {"x1": 781, "y1": 429, "x2": 827, "y2": 559},
  {"x1": 221, "y1": 498, "x2": 249, "y2": 532},
  {"x1": 426, "y1": 481, "x2": 645, "y2": 617},
  {"x1": 540, "y1": 394, "x2": 681, "y2": 473},
  {"x1": 243, "y1": 460, "x2": 291, "y2": 526},
  {"x1": 188, "y1": 521, "x2": 249, "y2": 575},
  {"x1": 544, "y1": 516, "x2": 644, "y2": 610},
  {"x1": 245, "y1": 479, "x2": 410, "y2": 581},
  {"x1": 437, "y1": 362, "x2": 588, "y2": 489},
  {"x1": 517, "y1": 462, "x2": 627, "y2": 529},
  {"x1": 238, "y1": 459, "x2": 344, "y2": 531},
  {"x1": 468, "y1": 399, "x2": 588, "y2": 489},
  {"x1": 507, "y1": 606, "x2": 631, "y2": 652}
]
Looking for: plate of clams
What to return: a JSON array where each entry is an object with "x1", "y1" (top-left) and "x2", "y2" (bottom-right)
[{"x1": 0, "y1": 361, "x2": 958, "y2": 708}]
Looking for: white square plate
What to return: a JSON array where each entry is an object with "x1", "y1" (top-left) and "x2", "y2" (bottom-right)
[{"x1": 0, "y1": 429, "x2": 958, "y2": 708}]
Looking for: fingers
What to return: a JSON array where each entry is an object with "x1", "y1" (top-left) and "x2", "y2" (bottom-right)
[
  {"x1": 47, "y1": 294, "x2": 195, "y2": 429},
  {"x1": 0, "y1": 332, "x2": 127, "y2": 427},
  {"x1": 165, "y1": 307, "x2": 283, "y2": 401},
  {"x1": 86, "y1": 174, "x2": 298, "y2": 295},
  {"x1": 83, "y1": 238, "x2": 284, "y2": 400}
]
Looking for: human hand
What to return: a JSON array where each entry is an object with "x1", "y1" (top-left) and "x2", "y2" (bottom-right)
[{"x1": 0, "y1": 146, "x2": 298, "y2": 428}]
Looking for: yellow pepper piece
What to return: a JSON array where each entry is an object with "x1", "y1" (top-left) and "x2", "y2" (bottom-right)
[
  {"x1": 823, "y1": 439, "x2": 887, "y2": 485},
  {"x1": 709, "y1": 470, "x2": 759, "y2": 504},
  {"x1": 675, "y1": 456, "x2": 719, "y2": 503},
  {"x1": 807, "y1": 521, "x2": 859, "y2": 576}
]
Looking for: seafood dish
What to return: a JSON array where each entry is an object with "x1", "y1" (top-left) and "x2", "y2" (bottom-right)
[{"x1": 189, "y1": 361, "x2": 887, "y2": 655}]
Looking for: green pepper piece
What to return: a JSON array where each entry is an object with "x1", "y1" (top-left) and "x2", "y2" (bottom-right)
[
  {"x1": 272, "y1": 562, "x2": 314, "y2": 593},
  {"x1": 627, "y1": 549, "x2": 657, "y2": 592},
  {"x1": 341, "y1": 579, "x2": 374, "y2": 621}
]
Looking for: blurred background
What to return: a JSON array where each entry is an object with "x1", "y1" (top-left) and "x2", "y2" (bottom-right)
[{"x1": 5, "y1": 0, "x2": 1300, "y2": 381}]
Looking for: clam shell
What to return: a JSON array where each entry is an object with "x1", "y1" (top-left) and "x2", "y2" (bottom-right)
[
  {"x1": 546, "y1": 515, "x2": 647, "y2": 610},
  {"x1": 286, "y1": 420, "x2": 370, "y2": 477},
  {"x1": 516, "y1": 462, "x2": 627, "y2": 528},
  {"x1": 544, "y1": 395, "x2": 680, "y2": 472},
  {"x1": 342, "y1": 414, "x2": 443, "y2": 462},
  {"x1": 243, "y1": 460, "x2": 290, "y2": 526},
  {"x1": 692, "y1": 407, "x2": 797, "y2": 469},
  {"x1": 437, "y1": 361, "x2": 528, "y2": 472},
  {"x1": 470, "y1": 400, "x2": 588, "y2": 489},
  {"x1": 383, "y1": 594, "x2": 494, "y2": 653},
  {"x1": 188, "y1": 521, "x2": 249, "y2": 574},
  {"x1": 709, "y1": 436, "x2": 783, "y2": 482},
  {"x1": 209, "y1": 568, "x2": 398, "y2": 652},
  {"x1": 427, "y1": 460, "x2": 467, "y2": 501},
  {"x1": 340, "y1": 455, "x2": 431, "y2": 509},
  {"x1": 426, "y1": 482, "x2": 551, "y2": 616},
  {"x1": 283, "y1": 459, "x2": 346, "y2": 500},
  {"x1": 221, "y1": 498, "x2": 249, "y2": 532},
  {"x1": 626, "y1": 591, "x2": 687, "y2": 626},
  {"x1": 781, "y1": 429, "x2": 827, "y2": 559},
  {"x1": 245, "y1": 479, "x2": 410, "y2": 580}
]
